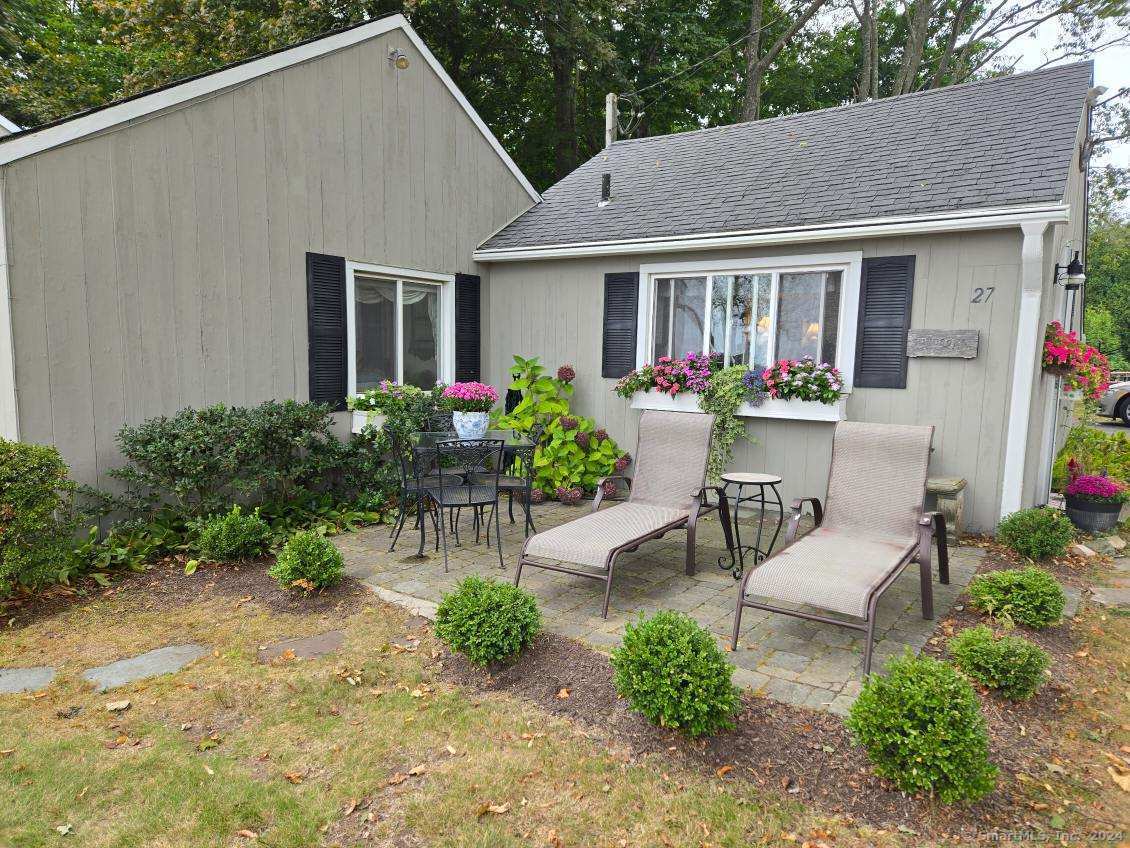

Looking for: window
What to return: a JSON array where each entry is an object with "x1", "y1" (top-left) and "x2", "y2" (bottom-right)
[
  {"x1": 346, "y1": 262, "x2": 455, "y2": 393},
  {"x1": 640, "y1": 253, "x2": 862, "y2": 388}
]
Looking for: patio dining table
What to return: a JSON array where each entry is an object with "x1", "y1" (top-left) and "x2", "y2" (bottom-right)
[{"x1": 408, "y1": 430, "x2": 536, "y2": 557}]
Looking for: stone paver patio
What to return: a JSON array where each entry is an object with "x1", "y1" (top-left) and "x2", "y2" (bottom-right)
[{"x1": 336, "y1": 500, "x2": 982, "y2": 714}]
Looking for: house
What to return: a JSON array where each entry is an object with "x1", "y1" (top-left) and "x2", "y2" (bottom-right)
[
  {"x1": 473, "y1": 62, "x2": 1098, "y2": 532},
  {"x1": 0, "y1": 13, "x2": 536, "y2": 490},
  {"x1": 0, "y1": 115, "x2": 19, "y2": 137},
  {"x1": 0, "y1": 10, "x2": 1097, "y2": 533}
]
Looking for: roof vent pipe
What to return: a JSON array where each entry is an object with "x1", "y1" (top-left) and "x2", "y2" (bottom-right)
[{"x1": 599, "y1": 172, "x2": 611, "y2": 207}]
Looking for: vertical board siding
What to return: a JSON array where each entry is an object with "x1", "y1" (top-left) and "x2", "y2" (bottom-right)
[
  {"x1": 484, "y1": 232, "x2": 1023, "y2": 532},
  {"x1": 3, "y1": 30, "x2": 532, "y2": 486}
]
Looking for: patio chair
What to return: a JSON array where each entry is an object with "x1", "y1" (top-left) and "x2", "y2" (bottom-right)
[
  {"x1": 471, "y1": 423, "x2": 546, "y2": 539},
  {"x1": 514, "y1": 411, "x2": 734, "y2": 618},
  {"x1": 387, "y1": 434, "x2": 461, "y2": 554},
  {"x1": 425, "y1": 439, "x2": 506, "y2": 572},
  {"x1": 730, "y1": 421, "x2": 949, "y2": 676}
]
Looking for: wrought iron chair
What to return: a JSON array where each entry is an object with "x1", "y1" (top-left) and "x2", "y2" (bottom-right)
[
  {"x1": 387, "y1": 434, "x2": 460, "y2": 554},
  {"x1": 424, "y1": 439, "x2": 506, "y2": 572},
  {"x1": 472, "y1": 423, "x2": 545, "y2": 539}
]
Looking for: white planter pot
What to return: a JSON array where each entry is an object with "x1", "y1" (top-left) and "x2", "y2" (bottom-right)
[
  {"x1": 350, "y1": 410, "x2": 387, "y2": 434},
  {"x1": 628, "y1": 389, "x2": 846, "y2": 422},
  {"x1": 452, "y1": 410, "x2": 489, "y2": 440}
]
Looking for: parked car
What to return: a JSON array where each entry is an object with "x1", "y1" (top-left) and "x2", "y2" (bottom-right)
[{"x1": 1099, "y1": 380, "x2": 1130, "y2": 425}]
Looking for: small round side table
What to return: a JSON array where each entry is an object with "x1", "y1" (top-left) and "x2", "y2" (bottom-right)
[{"x1": 716, "y1": 472, "x2": 784, "y2": 578}]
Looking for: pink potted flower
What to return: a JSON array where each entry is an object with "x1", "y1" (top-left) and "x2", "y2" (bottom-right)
[
  {"x1": 1064, "y1": 474, "x2": 1128, "y2": 533},
  {"x1": 441, "y1": 382, "x2": 499, "y2": 439}
]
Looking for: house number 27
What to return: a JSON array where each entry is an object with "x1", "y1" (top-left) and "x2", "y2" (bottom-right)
[{"x1": 970, "y1": 286, "x2": 995, "y2": 303}]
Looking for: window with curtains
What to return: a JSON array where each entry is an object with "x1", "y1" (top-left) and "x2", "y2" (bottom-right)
[
  {"x1": 649, "y1": 268, "x2": 844, "y2": 371},
  {"x1": 346, "y1": 265, "x2": 452, "y2": 392}
]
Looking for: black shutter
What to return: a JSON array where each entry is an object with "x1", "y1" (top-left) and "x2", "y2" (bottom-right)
[
  {"x1": 601, "y1": 272, "x2": 639, "y2": 378},
  {"x1": 455, "y1": 273, "x2": 481, "y2": 382},
  {"x1": 854, "y1": 255, "x2": 915, "y2": 389},
  {"x1": 306, "y1": 252, "x2": 347, "y2": 410}
]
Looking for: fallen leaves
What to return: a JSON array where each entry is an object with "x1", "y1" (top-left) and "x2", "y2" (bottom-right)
[
  {"x1": 715, "y1": 765, "x2": 733, "y2": 779},
  {"x1": 556, "y1": 688, "x2": 570, "y2": 700},
  {"x1": 235, "y1": 829, "x2": 258, "y2": 840},
  {"x1": 283, "y1": 771, "x2": 305, "y2": 784},
  {"x1": 475, "y1": 801, "x2": 510, "y2": 817}
]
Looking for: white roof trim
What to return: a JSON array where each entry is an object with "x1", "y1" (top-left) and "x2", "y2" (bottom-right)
[
  {"x1": 0, "y1": 114, "x2": 19, "y2": 134},
  {"x1": 472, "y1": 203, "x2": 1070, "y2": 261},
  {"x1": 0, "y1": 15, "x2": 540, "y2": 202}
]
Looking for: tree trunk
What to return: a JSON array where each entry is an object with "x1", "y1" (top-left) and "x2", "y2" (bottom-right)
[
  {"x1": 892, "y1": 0, "x2": 934, "y2": 95},
  {"x1": 929, "y1": 0, "x2": 974, "y2": 88},
  {"x1": 545, "y1": 13, "x2": 578, "y2": 179},
  {"x1": 855, "y1": 0, "x2": 875, "y2": 101},
  {"x1": 742, "y1": 0, "x2": 765, "y2": 121}
]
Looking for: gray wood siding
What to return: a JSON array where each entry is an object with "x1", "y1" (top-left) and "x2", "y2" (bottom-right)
[
  {"x1": 2, "y1": 30, "x2": 532, "y2": 487},
  {"x1": 483, "y1": 230, "x2": 1026, "y2": 532}
]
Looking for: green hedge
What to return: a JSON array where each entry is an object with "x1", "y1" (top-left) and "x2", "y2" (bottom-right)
[
  {"x1": 0, "y1": 439, "x2": 79, "y2": 595},
  {"x1": 949, "y1": 625, "x2": 1049, "y2": 701},
  {"x1": 435, "y1": 576, "x2": 541, "y2": 666}
]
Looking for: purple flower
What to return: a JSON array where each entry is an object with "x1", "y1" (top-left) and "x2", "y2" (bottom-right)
[
  {"x1": 557, "y1": 364, "x2": 576, "y2": 383},
  {"x1": 594, "y1": 428, "x2": 608, "y2": 442},
  {"x1": 615, "y1": 454, "x2": 631, "y2": 472},
  {"x1": 529, "y1": 489, "x2": 546, "y2": 504},
  {"x1": 601, "y1": 479, "x2": 620, "y2": 498},
  {"x1": 559, "y1": 416, "x2": 578, "y2": 431},
  {"x1": 575, "y1": 431, "x2": 590, "y2": 449},
  {"x1": 1066, "y1": 474, "x2": 1126, "y2": 501}
]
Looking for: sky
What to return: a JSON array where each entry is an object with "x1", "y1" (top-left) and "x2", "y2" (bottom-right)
[{"x1": 1012, "y1": 25, "x2": 1130, "y2": 171}]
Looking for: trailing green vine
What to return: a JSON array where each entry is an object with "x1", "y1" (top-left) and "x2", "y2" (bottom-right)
[{"x1": 697, "y1": 365, "x2": 754, "y2": 481}]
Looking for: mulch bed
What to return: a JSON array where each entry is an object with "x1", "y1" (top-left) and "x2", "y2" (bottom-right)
[
  {"x1": 1, "y1": 556, "x2": 373, "y2": 630},
  {"x1": 439, "y1": 544, "x2": 1095, "y2": 838}
]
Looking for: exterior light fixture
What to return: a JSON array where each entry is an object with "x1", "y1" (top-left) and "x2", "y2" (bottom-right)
[
  {"x1": 1054, "y1": 250, "x2": 1085, "y2": 291},
  {"x1": 388, "y1": 47, "x2": 410, "y2": 70}
]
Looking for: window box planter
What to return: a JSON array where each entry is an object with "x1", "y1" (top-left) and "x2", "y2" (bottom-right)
[
  {"x1": 350, "y1": 410, "x2": 387, "y2": 434},
  {"x1": 628, "y1": 390, "x2": 846, "y2": 422}
]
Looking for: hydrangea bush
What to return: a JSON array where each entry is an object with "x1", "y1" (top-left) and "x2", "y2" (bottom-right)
[{"x1": 441, "y1": 382, "x2": 499, "y2": 412}]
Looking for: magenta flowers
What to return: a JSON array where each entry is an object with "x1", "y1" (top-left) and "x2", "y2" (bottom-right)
[
  {"x1": 1065, "y1": 474, "x2": 1127, "y2": 503},
  {"x1": 441, "y1": 381, "x2": 499, "y2": 412}
]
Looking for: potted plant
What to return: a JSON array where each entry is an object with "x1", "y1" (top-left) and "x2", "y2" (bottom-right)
[
  {"x1": 441, "y1": 382, "x2": 499, "y2": 439},
  {"x1": 1063, "y1": 473, "x2": 1127, "y2": 533},
  {"x1": 1042, "y1": 321, "x2": 1111, "y2": 400}
]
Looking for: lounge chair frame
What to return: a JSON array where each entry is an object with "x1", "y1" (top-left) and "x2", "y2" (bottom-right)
[{"x1": 730, "y1": 499, "x2": 949, "y2": 675}]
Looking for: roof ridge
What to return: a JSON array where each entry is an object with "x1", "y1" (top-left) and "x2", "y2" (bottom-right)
[{"x1": 610, "y1": 60, "x2": 1094, "y2": 149}]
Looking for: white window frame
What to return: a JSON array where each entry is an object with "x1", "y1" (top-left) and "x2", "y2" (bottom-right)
[
  {"x1": 636, "y1": 251, "x2": 863, "y2": 392},
  {"x1": 345, "y1": 261, "x2": 456, "y2": 396}
]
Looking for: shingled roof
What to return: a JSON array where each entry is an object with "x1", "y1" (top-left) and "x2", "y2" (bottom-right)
[{"x1": 480, "y1": 61, "x2": 1093, "y2": 253}]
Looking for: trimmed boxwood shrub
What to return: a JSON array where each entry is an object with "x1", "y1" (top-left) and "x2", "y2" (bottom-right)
[
  {"x1": 995, "y1": 507, "x2": 1075, "y2": 561},
  {"x1": 268, "y1": 530, "x2": 344, "y2": 591},
  {"x1": 949, "y1": 625, "x2": 1049, "y2": 701},
  {"x1": 968, "y1": 567, "x2": 1065, "y2": 628},
  {"x1": 610, "y1": 610, "x2": 739, "y2": 737},
  {"x1": 434, "y1": 576, "x2": 541, "y2": 666},
  {"x1": 0, "y1": 439, "x2": 78, "y2": 595},
  {"x1": 846, "y1": 652, "x2": 997, "y2": 803},
  {"x1": 195, "y1": 505, "x2": 271, "y2": 562}
]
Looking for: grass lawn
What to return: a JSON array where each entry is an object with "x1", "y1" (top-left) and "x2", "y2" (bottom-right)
[
  {"x1": 1, "y1": 570, "x2": 870, "y2": 848},
  {"x1": 1, "y1": 549, "x2": 1127, "y2": 847}
]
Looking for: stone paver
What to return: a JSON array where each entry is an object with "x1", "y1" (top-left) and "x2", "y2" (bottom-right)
[
  {"x1": 336, "y1": 501, "x2": 982, "y2": 712},
  {"x1": 257, "y1": 631, "x2": 345, "y2": 663},
  {"x1": 82, "y1": 644, "x2": 207, "y2": 691},
  {"x1": 0, "y1": 666, "x2": 55, "y2": 694}
]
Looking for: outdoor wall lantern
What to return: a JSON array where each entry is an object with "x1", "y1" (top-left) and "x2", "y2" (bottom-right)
[
  {"x1": 388, "y1": 47, "x2": 410, "y2": 70},
  {"x1": 1054, "y1": 251, "x2": 1085, "y2": 291}
]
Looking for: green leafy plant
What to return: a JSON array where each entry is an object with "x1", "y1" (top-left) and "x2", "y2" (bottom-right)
[
  {"x1": 846, "y1": 652, "x2": 997, "y2": 803},
  {"x1": 494, "y1": 355, "x2": 625, "y2": 496},
  {"x1": 268, "y1": 529, "x2": 345, "y2": 591},
  {"x1": 968, "y1": 567, "x2": 1065, "y2": 628},
  {"x1": 195, "y1": 505, "x2": 271, "y2": 562},
  {"x1": 610, "y1": 611, "x2": 739, "y2": 737},
  {"x1": 0, "y1": 439, "x2": 80, "y2": 595},
  {"x1": 949, "y1": 625, "x2": 1049, "y2": 701},
  {"x1": 434, "y1": 575, "x2": 541, "y2": 666},
  {"x1": 697, "y1": 365, "x2": 754, "y2": 481},
  {"x1": 1052, "y1": 424, "x2": 1129, "y2": 490},
  {"x1": 995, "y1": 507, "x2": 1075, "y2": 560}
]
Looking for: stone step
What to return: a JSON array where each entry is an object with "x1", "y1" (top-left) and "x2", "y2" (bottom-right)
[{"x1": 82, "y1": 644, "x2": 207, "y2": 692}]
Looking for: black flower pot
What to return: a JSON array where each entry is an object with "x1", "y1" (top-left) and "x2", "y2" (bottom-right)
[{"x1": 1064, "y1": 494, "x2": 1123, "y2": 534}]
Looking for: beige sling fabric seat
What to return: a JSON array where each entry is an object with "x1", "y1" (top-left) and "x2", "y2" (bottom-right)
[
  {"x1": 731, "y1": 421, "x2": 949, "y2": 676},
  {"x1": 515, "y1": 410, "x2": 733, "y2": 618}
]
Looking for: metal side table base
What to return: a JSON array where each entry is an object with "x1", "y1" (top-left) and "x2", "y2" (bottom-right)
[{"x1": 716, "y1": 472, "x2": 785, "y2": 579}]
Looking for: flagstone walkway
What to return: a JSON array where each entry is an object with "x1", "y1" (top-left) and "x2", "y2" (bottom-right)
[{"x1": 335, "y1": 500, "x2": 983, "y2": 714}]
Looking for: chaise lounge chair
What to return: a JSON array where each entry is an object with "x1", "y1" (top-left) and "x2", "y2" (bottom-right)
[
  {"x1": 514, "y1": 410, "x2": 734, "y2": 618},
  {"x1": 731, "y1": 421, "x2": 949, "y2": 676}
]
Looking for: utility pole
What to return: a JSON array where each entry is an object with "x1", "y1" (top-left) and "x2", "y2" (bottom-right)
[{"x1": 605, "y1": 93, "x2": 618, "y2": 147}]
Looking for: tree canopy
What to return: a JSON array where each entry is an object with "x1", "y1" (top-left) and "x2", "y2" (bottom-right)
[{"x1": 2, "y1": 0, "x2": 1127, "y2": 189}]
